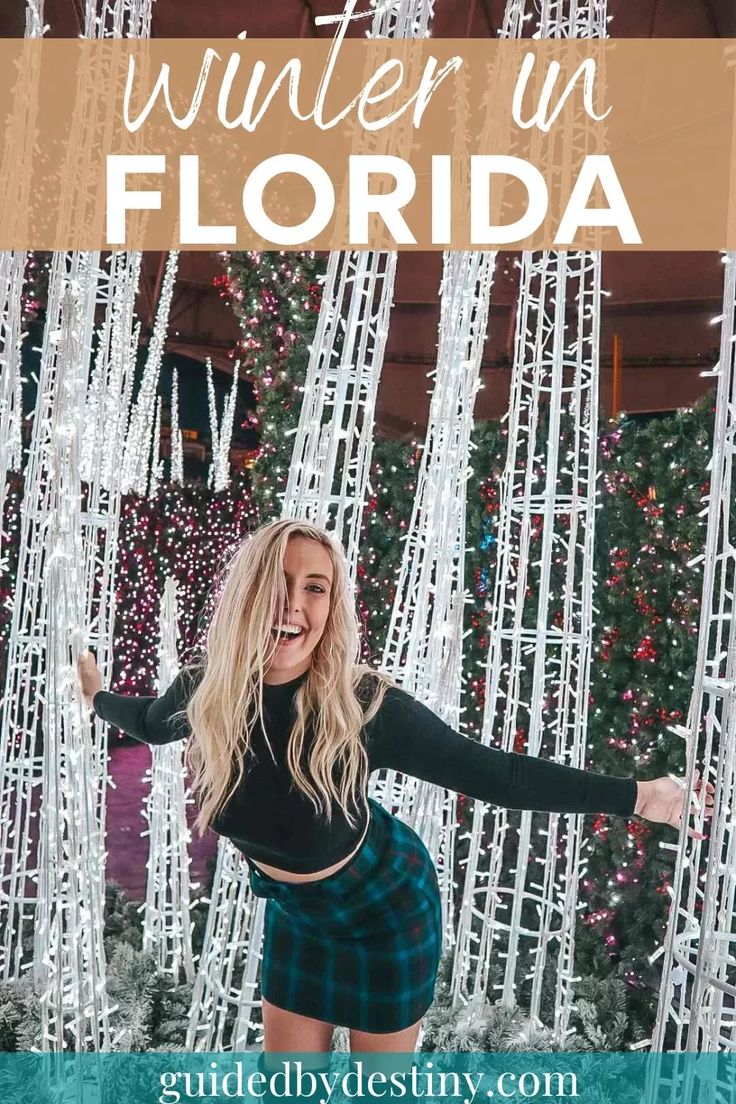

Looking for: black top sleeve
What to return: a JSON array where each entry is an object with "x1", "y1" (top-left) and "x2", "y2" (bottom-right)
[
  {"x1": 92, "y1": 668, "x2": 195, "y2": 746},
  {"x1": 367, "y1": 686, "x2": 638, "y2": 817}
]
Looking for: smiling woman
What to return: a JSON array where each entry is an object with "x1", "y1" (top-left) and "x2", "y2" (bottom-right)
[{"x1": 77, "y1": 516, "x2": 711, "y2": 1052}]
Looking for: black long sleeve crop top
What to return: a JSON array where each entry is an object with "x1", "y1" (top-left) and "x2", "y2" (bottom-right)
[{"x1": 93, "y1": 668, "x2": 638, "y2": 874}]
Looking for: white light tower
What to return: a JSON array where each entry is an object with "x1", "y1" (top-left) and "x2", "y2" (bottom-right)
[
  {"x1": 0, "y1": 0, "x2": 46, "y2": 563},
  {"x1": 379, "y1": 251, "x2": 496, "y2": 951},
  {"x1": 170, "y1": 366, "x2": 184, "y2": 485},
  {"x1": 451, "y1": 0, "x2": 608, "y2": 1043},
  {"x1": 651, "y1": 253, "x2": 736, "y2": 1055},
  {"x1": 121, "y1": 251, "x2": 178, "y2": 497},
  {"x1": 33, "y1": 286, "x2": 114, "y2": 1050},
  {"x1": 280, "y1": 0, "x2": 434, "y2": 582},
  {"x1": 0, "y1": 0, "x2": 152, "y2": 1053},
  {"x1": 0, "y1": 254, "x2": 26, "y2": 554},
  {"x1": 208, "y1": 358, "x2": 240, "y2": 493}
]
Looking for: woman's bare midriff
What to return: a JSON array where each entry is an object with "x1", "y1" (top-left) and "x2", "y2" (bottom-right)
[{"x1": 250, "y1": 817, "x2": 370, "y2": 884}]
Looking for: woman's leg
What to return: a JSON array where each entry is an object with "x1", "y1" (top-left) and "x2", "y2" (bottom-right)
[
  {"x1": 262, "y1": 996, "x2": 335, "y2": 1061},
  {"x1": 348, "y1": 1019, "x2": 423, "y2": 1103},
  {"x1": 349, "y1": 1016, "x2": 422, "y2": 1054}
]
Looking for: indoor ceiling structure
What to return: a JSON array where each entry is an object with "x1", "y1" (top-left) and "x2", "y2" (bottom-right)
[{"x1": 3, "y1": 0, "x2": 733, "y2": 436}]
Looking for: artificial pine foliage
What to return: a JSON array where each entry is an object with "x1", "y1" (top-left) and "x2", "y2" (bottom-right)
[
  {"x1": 569, "y1": 976, "x2": 629, "y2": 1051},
  {"x1": 0, "y1": 884, "x2": 205, "y2": 1052},
  {"x1": 0, "y1": 976, "x2": 40, "y2": 1052},
  {"x1": 214, "y1": 250, "x2": 323, "y2": 519},
  {"x1": 107, "y1": 943, "x2": 160, "y2": 1050},
  {"x1": 422, "y1": 957, "x2": 634, "y2": 1053},
  {"x1": 104, "y1": 881, "x2": 146, "y2": 951}
]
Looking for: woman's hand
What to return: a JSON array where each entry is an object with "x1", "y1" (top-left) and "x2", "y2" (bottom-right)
[
  {"x1": 77, "y1": 650, "x2": 103, "y2": 711},
  {"x1": 635, "y1": 769, "x2": 715, "y2": 840}
]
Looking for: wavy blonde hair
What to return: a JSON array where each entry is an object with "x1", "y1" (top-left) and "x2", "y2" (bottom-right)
[{"x1": 182, "y1": 518, "x2": 394, "y2": 835}]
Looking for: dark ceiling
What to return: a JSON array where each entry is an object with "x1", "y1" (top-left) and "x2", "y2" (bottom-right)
[
  {"x1": 3, "y1": 0, "x2": 733, "y2": 435},
  {"x1": 7, "y1": 0, "x2": 734, "y2": 39}
]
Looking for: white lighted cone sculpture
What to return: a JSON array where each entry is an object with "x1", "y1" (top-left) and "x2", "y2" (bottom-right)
[
  {"x1": 450, "y1": 0, "x2": 608, "y2": 1038},
  {"x1": 80, "y1": 248, "x2": 143, "y2": 837},
  {"x1": 208, "y1": 357, "x2": 240, "y2": 493},
  {"x1": 280, "y1": 247, "x2": 397, "y2": 582},
  {"x1": 280, "y1": 0, "x2": 435, "y2": 583},
  {"x1": 121, "y1": 250, "x2": 178, "y2": 497},
  {"x1": 32, "y1": 286, "x2": 115, "y2": 1050},
  {"x1": 502, "y1": 0, "x2": 608, "y2": 36},
  {"x1": 379, "y1": 251, "x2": 496, "y2": 950},
  {"x1": 141, "y1": 577, "x2": 196, "y2": 985},
  {"x1": 84, "y1": 0, "x2": 154, "y2": 36},
  {"x1": 206, "y1": 358, "x2": 219, "y2": 490},
  {"x1": 452, "y1": 250, "x2": 603, "y2": 1035},
  {"x1": 186, "y1": 0, "x2": 437, "y2": 1055},
  {"x1": 451, "y1": 0, "x2": 607, "y2": 1039},
  {"x1": 0, "y1": 253, "x2": 26, "y2": 552},
  {"x1": 0, "y1": 249, "x2": 140, "y2": 989},
  {"x1": 25, "y1": 0, "x2": 45, "y2": 33},
  {"x1": 650, "y1": 253, "x2": 736, "y2": 1055},
  {"x1": 149, "y1": 393, "x2": 164, "y2": 498},
  {"x1": 0, "y1": 0, "x2": 47, "y2": 561},
  {"x1": 0, "y1": 0, "x2": 150, "y2": 1047},
  {"x1": 170, "y1": 366, "x2": 184, "y2": 485}
]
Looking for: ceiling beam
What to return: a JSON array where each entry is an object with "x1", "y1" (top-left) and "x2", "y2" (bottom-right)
[
  {"x1": 464, "y1": 0, "x2": 479, "y2": 38},
  {"x1": 648, "y1": 0, "x2": 659, "y2": 38},
  {"x1": 703, "y1": 0, "x2": 732, "y2": 36},
  {"x1": 299, "y1": 0, "x2": 318, "y2": 38},
  {"x1": 70, "y1": 0, "x2": 85, "y2": 35},
  {"x1": 167, "y1": 285, "x2": 210, "y2": 327},
  {"x1": 479, "y1": 0, "x2": 497, "y2": 39}
]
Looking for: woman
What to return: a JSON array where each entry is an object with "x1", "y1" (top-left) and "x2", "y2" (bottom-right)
[{"x1": 78, "y1": 518, "x2": 712, "y2": 1057}]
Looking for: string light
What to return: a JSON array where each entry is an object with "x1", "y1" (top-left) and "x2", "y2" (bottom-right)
[
  {"x1": 141, "y1": 577, "x2": 196, "y2": 986},
  {"x1": 380, "y1": 249, "x2": 496, "y2": 949}
]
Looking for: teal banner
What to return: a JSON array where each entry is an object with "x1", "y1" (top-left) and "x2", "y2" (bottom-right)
[{"x1": 0, "y1": 1053, "x2": 734, "y2": 1104}]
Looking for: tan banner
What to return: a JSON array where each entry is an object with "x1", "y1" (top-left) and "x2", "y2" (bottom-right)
[{"x1": 0, "y1": 37, "x2": 734, "y2": 250}]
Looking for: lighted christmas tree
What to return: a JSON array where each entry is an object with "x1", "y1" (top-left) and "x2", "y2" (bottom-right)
[
  {"x1": 213, "y1": 251, "x2": 323, "y2": 520},
  {"x1": 110, "y1": 471, "x2": 258, "y2": 717},
  {"x1": 577, "y1": 401, "x2": 710, "y2": 1030}
]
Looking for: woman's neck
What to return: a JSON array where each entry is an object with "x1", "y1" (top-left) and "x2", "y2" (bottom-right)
[{"x1": 262, "y1": 667, "x2": 310, "y2": 691}]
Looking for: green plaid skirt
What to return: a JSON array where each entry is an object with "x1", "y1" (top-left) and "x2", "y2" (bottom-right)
[{"x1": 245, "y1": 796, "x2": 443, "y2": 1034}]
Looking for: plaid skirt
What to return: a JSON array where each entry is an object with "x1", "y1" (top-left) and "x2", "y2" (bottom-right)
[{"x1": 245, "y1": 797, "x2": 443, "y2": 1034}]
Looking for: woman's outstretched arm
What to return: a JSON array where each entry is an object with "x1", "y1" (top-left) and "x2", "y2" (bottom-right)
[
  {"x1": 78, "y1": 650, "x2": 195, "y2": 745},
  {"x1": 368, "y1": 686, "x2": 713, "y2": 835},
  {"x1": 368, "y1": 686, "x2": 636, "y2": 815}
]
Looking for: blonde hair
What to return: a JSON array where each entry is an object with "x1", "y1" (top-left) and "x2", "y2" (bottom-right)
[{"x1": 182, "y1": 518, "x2": 394, "y2": 835}]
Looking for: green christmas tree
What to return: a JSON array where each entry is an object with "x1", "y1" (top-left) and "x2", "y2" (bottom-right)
[
  {"x1": 214, "y1": 250, "x2": 324, "y2": 520},
  {"x1": 577, "y1": 400, "x2": 711, "y2": 1034}
]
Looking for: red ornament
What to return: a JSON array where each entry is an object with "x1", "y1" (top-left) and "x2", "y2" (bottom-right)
[{"x1": 632, "y1": 634, "x2": 658, "y2": 662}]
